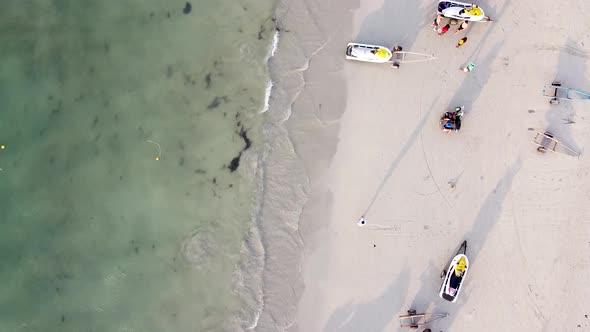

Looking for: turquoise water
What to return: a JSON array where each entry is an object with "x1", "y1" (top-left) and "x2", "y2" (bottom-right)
[{"x1": 0, "y1": 1, "x2": 274, "y2": 331}]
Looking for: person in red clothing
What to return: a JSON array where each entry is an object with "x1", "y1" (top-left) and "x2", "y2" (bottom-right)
[{"x1": 438, "y1": 24, "x2": 450, "y2": 35}]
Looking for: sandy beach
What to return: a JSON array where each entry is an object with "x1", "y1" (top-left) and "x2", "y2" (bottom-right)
[{"x1": 260, "y1": 0, "x2": 590, "y2": 331}]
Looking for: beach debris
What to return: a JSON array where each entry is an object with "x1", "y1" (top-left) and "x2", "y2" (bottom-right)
[
  {"x1": 448, "y1": 181, "x2": 456, "y2": 190},
  {"x1": 146, "y1": 140, "x2": 162, "y2": 161},
  {"x1": 456, "y1": 37, "x2": 468, "y2": 48},
  {"x1": 460, "y1": 62, "x2": 476, "y2": 72},
  {"x1": 183, "y1": 2, "x2": 192, "y2": 14},
  {"x1": 357, "y1": 216, "x2": 367, "y2": 227}
]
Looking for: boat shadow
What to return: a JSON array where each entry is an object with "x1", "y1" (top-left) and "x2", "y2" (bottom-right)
[{"x1": 354, "y1": 0, "x2": 426, "y2": 50}]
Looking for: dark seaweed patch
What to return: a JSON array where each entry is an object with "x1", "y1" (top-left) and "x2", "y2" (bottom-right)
[
  {"x1": 228, "y1": 153, "x2": 241, "y2": 172},
  {"x1": 205, "y1": 73, "x2": 212, "y2": 88},
  {"x1": 207, "y1": 96, "x2": 229, "y2": 110},
  {"x1": 194, "y1": 169, "x2": 206, "y2": 174},
  {"x1": 179, "y1": 156, "x2": 185, "y2": 166},
  {"x1": 166, "y1": 65, "x2": 173, "y2": 78},
  {"x1": 183, "y1": 2, "x2": 192, "y2": 14},
  {"x1": 239, "y1": 126, "x2": 251, "y2": 150},
  {"x1": 257, "y1": 25, "x2": 265, "y2": 40},
  {"x1": 104, "y1": 41, "x2": 110, "y2": 53},
  {"x1": 183, "y1": 73, "x2": 192, "y2": 86}
]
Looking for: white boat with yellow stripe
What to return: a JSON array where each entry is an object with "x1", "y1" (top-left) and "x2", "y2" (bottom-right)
[
  {"x1": 345, "y1": 42, "x2": 437, "y2": 66},
  {"x1": 437, "y1": 1, "x2": 493, "y2": 22},
  {"x1": 439, "y1": 240, "x2": 469, "y2": 303}
]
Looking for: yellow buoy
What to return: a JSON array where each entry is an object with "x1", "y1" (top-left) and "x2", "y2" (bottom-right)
[{"x1": 0, "y1": 145, "x2": 5, "y2": 150}]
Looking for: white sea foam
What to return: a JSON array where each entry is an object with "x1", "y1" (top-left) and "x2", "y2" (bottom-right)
[
  {"x1": 260, "y1": 30, "x2": 279, "y2": 114},
  {"x1": 260, "y1": 79, "x2": 273, "y2": 114},
  {"x1": 268, "y1": 30, "x2": 280, "y2": 60}
]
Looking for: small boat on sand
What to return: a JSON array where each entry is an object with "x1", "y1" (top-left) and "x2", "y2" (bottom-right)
[
  {"x1": 345, "y1": 43, "x2": 393, "y2": 63},
  {"x1": 437, "y1": 1, "x2": 492, "y2": 21},
  {"x1": 439, "y1": 240, "x2": 469, "y2": 303}
]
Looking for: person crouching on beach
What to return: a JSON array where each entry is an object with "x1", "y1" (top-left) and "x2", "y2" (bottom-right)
[
  {"x1": 456, "y1": 37, "x2": 468, "y2": 48},
  {"x1": 461, "y1": 62, "x2": 476, "y2": 72},
  {"x1": 438, "y1": 24, "x2": 450, "y2": 35}
]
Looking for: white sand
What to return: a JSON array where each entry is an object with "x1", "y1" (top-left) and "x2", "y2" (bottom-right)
[{"x1": 282, "y1": 0, "x2": 590, "y2": 331}]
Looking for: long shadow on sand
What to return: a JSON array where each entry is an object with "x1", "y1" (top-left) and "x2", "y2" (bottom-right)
[
  {"x1": 354, "y1": 0, "x2": 425, "y2": 49},
  {"x1": 323, "y1": 269, "x2": 410, "y2": 332},
  {"x1": 543, "y1": 38, "x2": 589, "y2": 154},
  {"x1": 405, "y1": 159, "x2": 522, "y2": 330},
  {"x1": 447, "y1": 0, "x2": 512, "y2": 111},
  {"x1": 362, "y1": 98, "x2": 437, "y2": 216}
]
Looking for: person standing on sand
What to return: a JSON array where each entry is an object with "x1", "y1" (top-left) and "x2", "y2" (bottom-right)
[
  {"x1": 432, "y1": 14, "x2": 444, "y2": 30},
  {"x1": 455, "y1": 20, "x2": 469, "y2": 34}
]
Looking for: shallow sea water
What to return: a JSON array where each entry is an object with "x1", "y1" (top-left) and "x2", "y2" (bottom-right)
[{"x1": 0, "y1": 1, "x2": 275, "y2": 331}]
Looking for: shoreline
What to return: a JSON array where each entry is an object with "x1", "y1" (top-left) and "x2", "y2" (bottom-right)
[{"x1": 234, "y1": 0, "x2": 360, "y2": 330}]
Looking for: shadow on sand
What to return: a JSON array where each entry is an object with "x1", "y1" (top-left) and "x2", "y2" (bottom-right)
[
  {"x1": 447, "y1": 0, "x2": 513, "y2": 111},
  {"x1": 362, "y1": 98, "x2": 438, "y2": 216},
  {"x1": 323, "y1": 268, "x2": 410, "y2": 332},
  {"x1": 355, "y1": 0, "x2": 426, "y2": 49},
  {"x1": 543, "y1": 37, "x2": 589, "y2": 154}
]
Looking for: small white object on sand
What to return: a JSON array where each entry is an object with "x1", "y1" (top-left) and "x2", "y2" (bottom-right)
[{"x1": 357, "y1": 217, "x2": 366, "y2": 227}]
